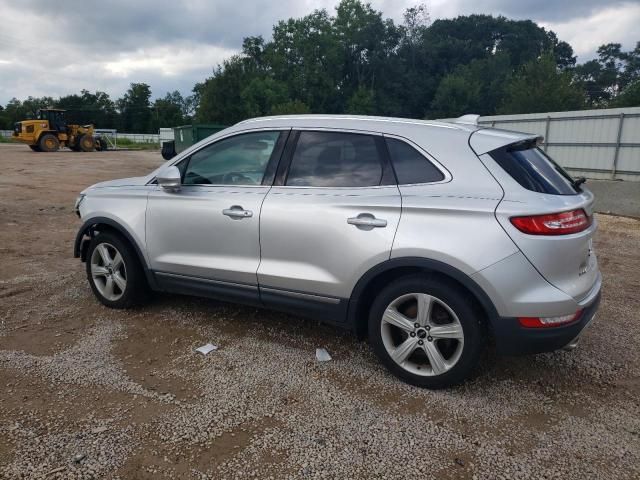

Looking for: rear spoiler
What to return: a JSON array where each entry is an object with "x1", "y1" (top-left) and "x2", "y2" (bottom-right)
[{"x1": 469, "y1": 128, "x2": 542, "y2": 155}]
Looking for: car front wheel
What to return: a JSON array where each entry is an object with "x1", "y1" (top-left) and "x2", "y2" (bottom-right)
[
  {"x1": 86, "y1": 231, "x2": 147, "y2": 308},
  {"x1": 368, "y1": 275, "x2": 485, "y2": 389}
]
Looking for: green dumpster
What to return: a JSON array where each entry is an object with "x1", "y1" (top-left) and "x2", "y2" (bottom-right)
[{"x1": 173, "y1": 124, "x2": 228, "y2": 153}]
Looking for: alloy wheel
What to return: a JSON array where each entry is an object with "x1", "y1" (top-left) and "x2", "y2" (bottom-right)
[
  {"x1": 90, "y1": 242, "x2": 127, "y2": 301},
  {"x1": 380, "y1": 292, "x2": 464, "y2": 376}
]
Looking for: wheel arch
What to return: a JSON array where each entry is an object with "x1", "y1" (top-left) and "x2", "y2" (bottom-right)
[
  {"x1": 74, "y1": 216, "x2": 158, "y2": 290},
  {"x1": 347, "y1": 257, "x2": 499, "y2": 339}
]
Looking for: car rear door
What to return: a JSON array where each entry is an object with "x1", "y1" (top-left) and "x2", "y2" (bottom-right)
[{"x1": 257, "y1": 129, "x2": 401, "y2": 314}]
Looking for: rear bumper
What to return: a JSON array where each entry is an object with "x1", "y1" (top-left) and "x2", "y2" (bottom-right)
[{"x1": 493, "y1": 291, "x2": 601, "y2": 356}]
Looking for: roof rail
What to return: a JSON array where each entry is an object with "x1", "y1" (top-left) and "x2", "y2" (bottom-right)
[{"x1": 454, "y1": 114, "x2": 480, "y2": 125}]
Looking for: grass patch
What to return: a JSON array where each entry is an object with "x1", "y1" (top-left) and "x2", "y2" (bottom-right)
[{"x1": 112, "y1": 138, "x2": 159, "y2": 150}]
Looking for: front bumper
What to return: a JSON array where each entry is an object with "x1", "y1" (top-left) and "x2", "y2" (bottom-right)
[{"x1": 492, "y1": 291, "x2": 601, "y2": 356}]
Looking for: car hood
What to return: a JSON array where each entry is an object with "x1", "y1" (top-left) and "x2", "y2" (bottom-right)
[{"x1": 85, "y1": 176, "x2": 150, "y2": 191}]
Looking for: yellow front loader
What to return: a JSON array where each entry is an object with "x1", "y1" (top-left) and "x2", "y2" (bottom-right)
[{"x1": 12, "y1": 109, "x2": 105, "y2": 152}]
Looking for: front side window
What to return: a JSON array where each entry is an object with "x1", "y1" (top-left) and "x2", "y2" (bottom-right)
[
  {"x1": 386, "y1": 138, "x2": 445, "y2": 184},
  {"x1": 286, "y1": 131, "x2": 383, "y2": 187},
  {"x1": 182, "y1": 131, "x2": 280, "y2": 185}
]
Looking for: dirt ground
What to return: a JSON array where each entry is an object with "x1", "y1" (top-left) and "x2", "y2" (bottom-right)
[{"x1": 0, "y1": 143, "x2": 638, "y2": 479}]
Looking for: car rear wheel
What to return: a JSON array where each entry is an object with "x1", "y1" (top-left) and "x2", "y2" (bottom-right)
[
  {"x1": 86, "y1": 231, "x2": 147, "y2": 308},
  {"x1": 368, "y1": 275, "x2": 485, "y2": 388}
]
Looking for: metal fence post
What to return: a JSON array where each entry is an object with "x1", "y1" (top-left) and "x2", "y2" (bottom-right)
[
  {"x1": 611, "y1": 113, "x2": 625, "y2": 179},
  {"x1": 543, "y1": 116, "x2": 551, "y2": 152}
]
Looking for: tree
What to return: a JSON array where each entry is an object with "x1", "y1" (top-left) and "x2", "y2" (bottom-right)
[
  {"x1": 56, "y1": 90, "x2": 117, "y2": 127},
  {"x1": 0, "y1": 105, "x2": 9, "y2": 129},
  {"x1": 430, "y1": 54, "x2": 512, "y2": 117},
  {"x1": 574, "y1": 42, "x2": 640, "y2": 106},
  {"x1": 241, "y1": 77, "x2": 289, "y2": 117},
  {"x1": 270, "y1": 100, "x2": 311, "y2": 115},
  {"x1": 117, "y1": 83, "x2": 153, "y2": 133},
  {"x1": 196, "y1": 55, "x2": 260, "y2": 124},
  {"x1": 346, "y1": 86, "x2": 376, "y2": 114},
  {"x1": 267, "y1": 9, "x2": 342, "y2": 112},
  {"x1": 611, "y1": 80, "x2": 640, "y2": 107},
  {"x1": 151, "y1": 91, "x2": 187, "y2": 130},
  {"x1": 500, "y1": 53, "x2": 585, "y2": 114}
]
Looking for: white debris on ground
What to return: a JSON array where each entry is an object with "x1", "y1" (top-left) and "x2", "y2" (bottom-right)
[
  {"x1": 315, "y1": 348, "x2": 332, "y2": 362},
  {"x1": 195, "y1": 343, "x2": 218, "y2": 355}
]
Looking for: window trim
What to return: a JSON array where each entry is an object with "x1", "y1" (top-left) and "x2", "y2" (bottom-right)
[
  {"x1": 382, "y1": 133, "x2": 452, "y2": 186},
  {"x1": 275, "y1": 128, "x2": 396, "y2": 189}
]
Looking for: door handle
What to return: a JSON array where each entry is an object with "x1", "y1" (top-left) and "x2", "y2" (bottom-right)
[
  {"x1": 347, "y1": 214, "x2": 387, "y2": 228},
  {"x1": 223, "y1": 206, "x2": 253, "y2": 219}
]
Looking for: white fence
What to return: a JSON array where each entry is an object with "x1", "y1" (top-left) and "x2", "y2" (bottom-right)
[
  {"x1": 1, "y1": 129, "x2": 160, "y2": 145},
  {"x1": 159, "y1": 128, "x2": 174, "y2": 145},
  {"x1": 476, "y1": 107, "x2": 640, "y2": 181}
]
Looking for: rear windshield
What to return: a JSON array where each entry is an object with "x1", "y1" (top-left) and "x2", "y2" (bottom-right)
[{"x1": 489, "y1": 145, "x2": 580, "y2": 195}]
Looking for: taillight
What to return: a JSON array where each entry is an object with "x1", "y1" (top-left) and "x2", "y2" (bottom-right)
[
  {"x1": 510, "y1": 209, "x2": 591, "y2": 235},
  {"x1": 519, "y1": 310, "x2": 582, "y2": 328}
]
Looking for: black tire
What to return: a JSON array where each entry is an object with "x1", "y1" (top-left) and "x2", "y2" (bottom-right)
[
  {"x1": 29, "y1": 145, "x2": 41, "y2": 151},
  {"x1": 38, "y1": 133, "x2": 60, "y2": 152},
  {"x1": 368, "y1": 274, "x2": 486, "y2": 389},
  {"x1": 96, "y1": 138, "x2": 108, "y2": 151},
  {"x1": 85, "y1": 231, "x2": 148, "y2": 309},
  {"x1": 78, "y1": 134, "x2": 95, "y2": 152}
]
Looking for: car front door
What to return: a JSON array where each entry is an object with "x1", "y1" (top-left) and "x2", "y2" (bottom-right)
[
  {"x1": 257, "y1": 129, "x2": 402, "y2": 316},
  {"x1": 146, "y1": 129, "x2": 287, "y2": 301}
]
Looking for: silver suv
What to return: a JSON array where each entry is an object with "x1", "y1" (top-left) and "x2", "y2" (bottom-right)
[{"x1": 74, "y1": 115, "x2": 601, "y2": 388}]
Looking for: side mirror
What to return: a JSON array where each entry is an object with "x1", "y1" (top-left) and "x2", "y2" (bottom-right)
[{"x1": 157, "y1": 165, "x2": 181, "y2": 192}]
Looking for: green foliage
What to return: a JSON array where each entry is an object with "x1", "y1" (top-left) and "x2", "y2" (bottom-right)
[
  {"x1": 346, "y1": 87, "x2": 376, "y2": 114},
  {"x1": 574, "y1": 42, "x2": 640, "y2": 106},
  {"x1": 193, "y1": 2, "x2": 599, "y2": 122},
  {"x1": 151, "y1": 91, "x2": 191, "y2": 131},
  {"x1": 241, "y1": 77, "x2": 289, "y2": 117},
  {"x1": 117, "y1": 83, "x2": 153, "y2": 133},
  {"x1": 431, "y1": 54, "x2": 511, "y2": 117},
  {"x1": 611, "y1": 80, "x2": 640, "y2": 107},
  {"x1": 500, "y1": 54, "x2": 585, "y2": 114},
  {"x1": 269, "y1": 100, "x2": 311, "y2": 115}
]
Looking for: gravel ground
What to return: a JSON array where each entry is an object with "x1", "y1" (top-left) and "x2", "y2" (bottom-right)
[{"x1": 0, "y1": 143, "x2": 639, "y2": 479}]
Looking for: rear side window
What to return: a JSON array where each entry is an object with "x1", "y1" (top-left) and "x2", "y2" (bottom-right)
[
  {"x1": 386, "y1": 138, "x2": 445, "y2": 184},
  {"x1": 286, "y1": 131, "x2": 383, "y2": 187},
  {"x1": 489, "y1": 146, "x2": 579, "y2": 195}
]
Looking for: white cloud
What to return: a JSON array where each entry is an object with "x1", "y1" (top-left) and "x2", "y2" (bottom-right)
[
  {"x1": 540, "y1": 2, "x2": 640, "y2": 59},
  {"x1": 102, "y1": 44, "x2": 235, "y2": 78}
]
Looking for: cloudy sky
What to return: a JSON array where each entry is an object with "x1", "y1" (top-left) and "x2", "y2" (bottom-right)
[{"x1": 0, "y1": 0, "x2": 638, "y2": 105}]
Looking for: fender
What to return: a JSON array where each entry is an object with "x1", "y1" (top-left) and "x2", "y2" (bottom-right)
[
  {"x1": 73, "y1": 216, "x2": 159, "y2": 290},
  {"x1": 346, "y1": 256, "x2": 499, "y2": 333}
]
